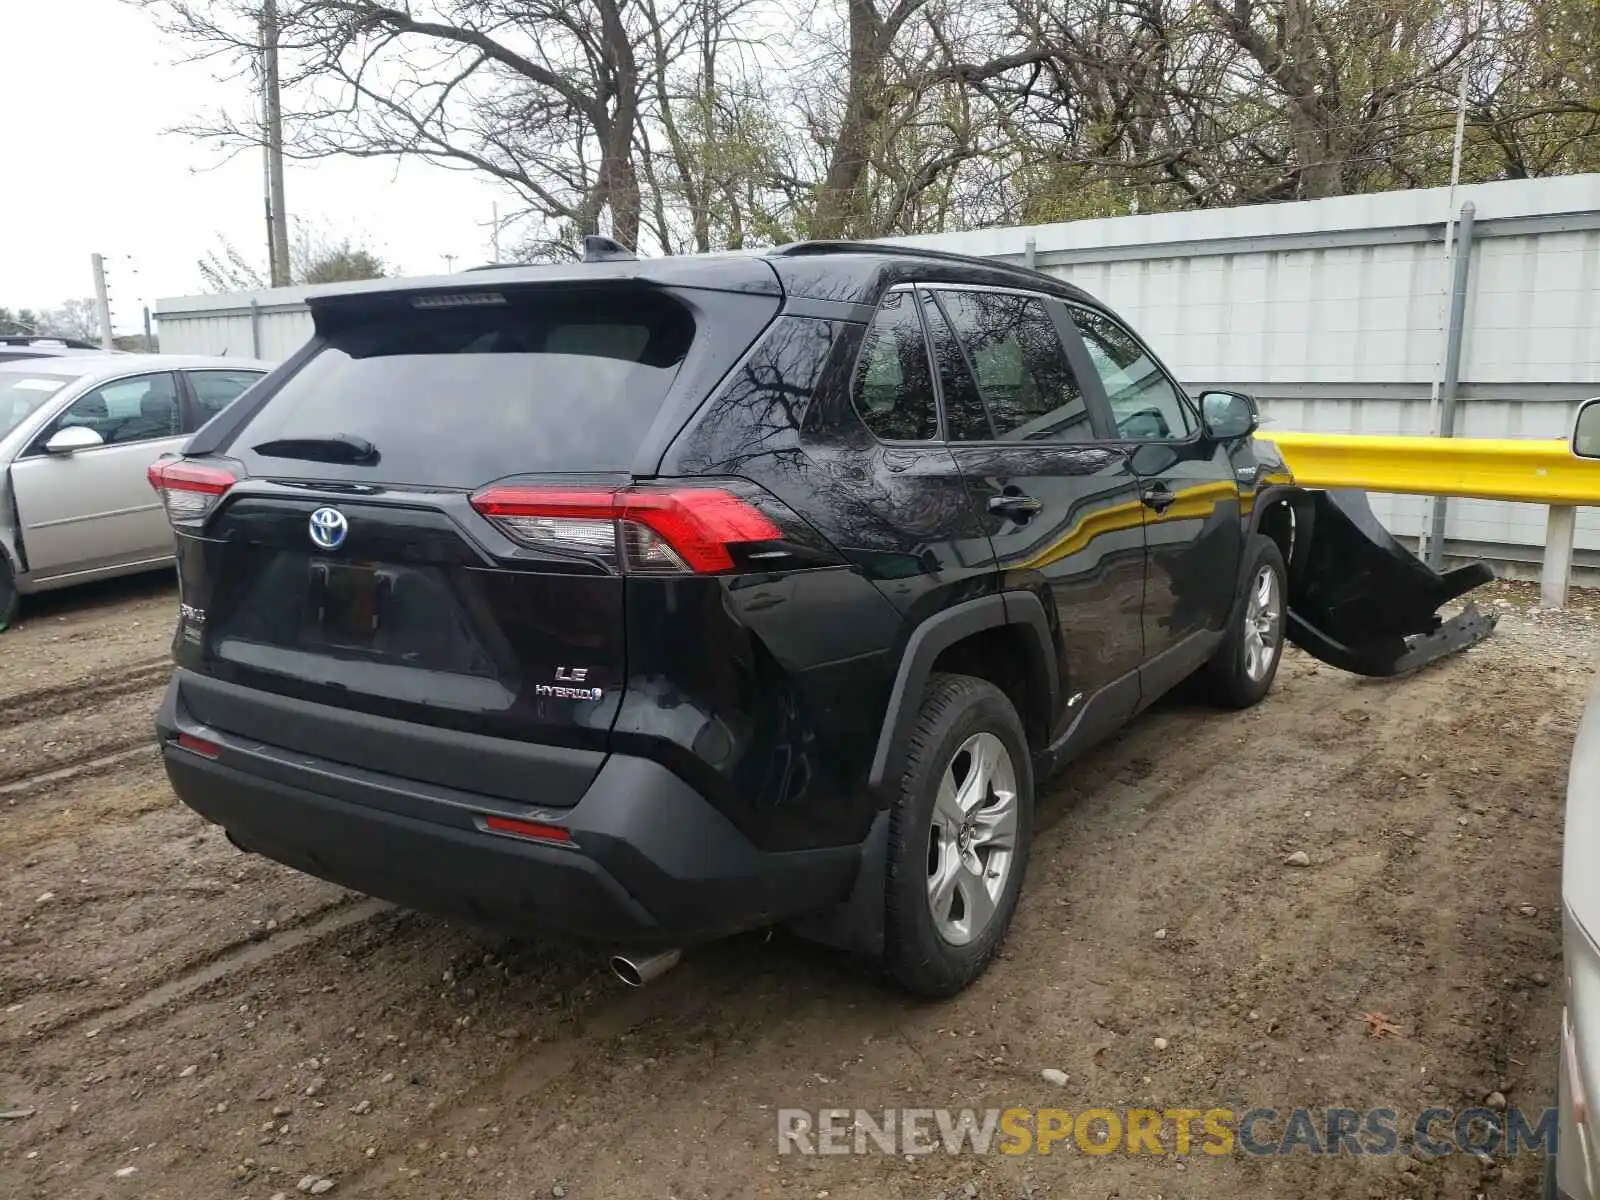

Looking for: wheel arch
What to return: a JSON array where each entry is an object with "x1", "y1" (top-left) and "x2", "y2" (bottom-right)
[
  {"x1": 868, "y1": 592, "x2": 1060, "y2": 792},
  {"x1": 1243, "y1": 485, "x2": 1313, "y2": 601}
]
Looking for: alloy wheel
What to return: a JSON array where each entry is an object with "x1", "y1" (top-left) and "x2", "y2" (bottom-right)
[
  {"x1": 926, "y1": 732, "x2": 1019, "y2": 946},
  {"x1": 1243, "y1": 564, "x2": 1282, "y2": 683}
]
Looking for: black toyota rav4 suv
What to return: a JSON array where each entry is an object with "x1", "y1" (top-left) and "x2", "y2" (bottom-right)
[{"x1": 152, "y1": 240, "x2": 1301, "y2": 997}]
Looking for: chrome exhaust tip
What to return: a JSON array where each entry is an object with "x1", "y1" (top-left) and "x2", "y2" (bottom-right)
[{"x1": 609, "y1": 949, "x2": 681, "y2": 987}]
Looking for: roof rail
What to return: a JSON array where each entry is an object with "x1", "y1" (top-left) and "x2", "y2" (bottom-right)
[
  {"x1": 0, "y1": 334, "x2": 99, "y2": 348},
  {"x1": 582, "y1": 235, "x2": 636, "y2": 263},
  {"x1": 768, "y1": 239, "x2": 1037, "y2": 273}
]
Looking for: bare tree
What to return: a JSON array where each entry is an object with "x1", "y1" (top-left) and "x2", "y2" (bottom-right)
[
  {"x1": 1196, "y1": 0, "x2": 1483, "y2": 199},
  {"x1": 142, "y1": 0, "x2": 665, "y2": 248},
  {"x1": 139, "y1": 0, "x2": 1600, "y2": 258},
  {"x1": 197, "y1": 219, "x2": 387, "y2": 291},
  {"x1": 1465, "y1": 0, "x2": 1600, "y2": 179},
  {"x1": 39, "y1": 299, "x2": 103, "y2": 342},
  {"x1": 0, "y1": 308, "x2": 44, "y2": 337}
]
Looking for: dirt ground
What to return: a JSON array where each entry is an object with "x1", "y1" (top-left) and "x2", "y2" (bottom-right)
[{"x1": 0, "y1": 572, "x2": 1591, "y2": 1200}]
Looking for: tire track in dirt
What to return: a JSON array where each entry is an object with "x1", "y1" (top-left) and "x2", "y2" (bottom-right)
[
  {"x1": 0, "y1": 898, "x2": 390, "y2": 1047},
  {"x1": 0, "y1": 660, "x2": 169, "y2": 795},
  {"x1": 0, "y1": 743, "x2": 157, "y2": 799},
  {"x1": 0, "y1": 658, "x2": 169, "y2": 731},
  {"x1": 0, "y1": 742, "x2": 159, "y2": 793}
]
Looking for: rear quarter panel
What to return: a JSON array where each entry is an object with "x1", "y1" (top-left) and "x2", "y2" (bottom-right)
[{"x1": 655, "y1": 314, "x2": 923, "y2": 851}]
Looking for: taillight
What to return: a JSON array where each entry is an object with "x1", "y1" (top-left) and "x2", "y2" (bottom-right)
[
  {"x1": 470, "y1": 484, "x2": 784, "y2": 574},
  {"x1": 148, "y1": 460, "x2": 237, "y2": 525}
]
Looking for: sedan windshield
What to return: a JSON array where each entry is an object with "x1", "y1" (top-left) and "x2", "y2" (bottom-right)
[{"x1": 0, "y1": 372, "x2": 78, "y2": 438}]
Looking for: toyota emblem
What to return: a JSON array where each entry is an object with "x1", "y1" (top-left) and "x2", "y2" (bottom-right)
[{"x1": 308, "y1": 507, "x2": 349, "y2": 550}]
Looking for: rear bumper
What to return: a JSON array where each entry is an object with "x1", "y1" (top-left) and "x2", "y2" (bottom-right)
[{"x1": 157, "y1": 672, "x2": 860, "y2": 947}]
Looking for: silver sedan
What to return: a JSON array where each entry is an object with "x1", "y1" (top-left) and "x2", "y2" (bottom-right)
[{"x1": 0, "y1": 354, "x2": 271, "y2": 628}]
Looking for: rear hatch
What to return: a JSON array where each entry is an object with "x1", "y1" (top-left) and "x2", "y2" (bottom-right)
[{"x1": 157, "y1": 274, "x2": 781, "y2": 805}]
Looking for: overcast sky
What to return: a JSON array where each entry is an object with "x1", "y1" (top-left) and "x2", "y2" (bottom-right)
[{"x1": 1, "y1": 0, "x2": 507, "y2": 332}]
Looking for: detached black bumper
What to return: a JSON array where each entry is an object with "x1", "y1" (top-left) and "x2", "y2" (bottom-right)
[
  {"x1": 157, "y1": 673, "x2": 859, "y2": 947},
  {"x1": 1285, "y1": 488, "x2": 1498, "y2": 676}
]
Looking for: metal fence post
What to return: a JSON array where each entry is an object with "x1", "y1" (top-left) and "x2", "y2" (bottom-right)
[
  {"x1": 1023, "y1": 236, "x2": 1036, "y2": 271},
  {"x1": 249, "y1": 300, "x2": 262, "y2": 359},
  {"x1": 1428, "y1": 201, "x2": 1477, "y2": 570},
  {"x1": 1543, "y1": 505, "x2": 1577, "y2": 609}
]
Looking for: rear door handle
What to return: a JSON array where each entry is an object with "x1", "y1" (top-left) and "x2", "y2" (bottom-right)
[
  {"x1": 988, "y1": 494, "x2": 1042, "y2": 519},
  {"x1": 1141, "y1": 484, "x2": 1176, "y2": 514}
]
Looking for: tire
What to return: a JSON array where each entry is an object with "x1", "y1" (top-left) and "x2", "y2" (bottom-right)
[
  {"x1": 0, "y1": 557, "x2": 17, "y2": 634},
  {"x1": 883, "y1": 672, "x2": 1033, "y2": 998},
  {"x1": 1201, "y1": 534, "x2": 1287, "y2": 709}
]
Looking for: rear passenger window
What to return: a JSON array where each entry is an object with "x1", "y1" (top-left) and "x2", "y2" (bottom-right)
[
  {"x1": 187, "y1": 369, "x2": 264, "y2": 427},
  {"x1": 933, "y1": 290, "x2": 1093, "y2": 443},
  {"x1": 850, "y1": 291, "x2": 938, "y2": 442},
  {"x1": 1068, "y1": 307, "x2": 1194, "y2": 441}
]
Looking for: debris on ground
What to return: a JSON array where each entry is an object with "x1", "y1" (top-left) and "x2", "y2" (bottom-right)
[{"x1": 1359, "y1": 1011, "x2": 1404, "y2": 1038}]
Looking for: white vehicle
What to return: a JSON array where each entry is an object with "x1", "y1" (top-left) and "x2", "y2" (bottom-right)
[
  {"x1": 1553, "y1": 396, "x2": 1600, "y2": 1200},
  {"x1": 0, "y1": 354, "x2": 271, "y2": 628}
]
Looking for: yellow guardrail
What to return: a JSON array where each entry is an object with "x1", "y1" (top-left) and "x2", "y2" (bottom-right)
[{"x1": 1266, "y1": 431, "x2": 1600, "y2": 507}]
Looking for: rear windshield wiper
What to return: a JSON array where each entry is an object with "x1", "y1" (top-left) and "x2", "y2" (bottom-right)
[{"x1": 251, "y1": 433, "x2": 380, "y2": 465}]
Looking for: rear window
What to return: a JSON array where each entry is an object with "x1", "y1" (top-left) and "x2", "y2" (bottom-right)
[{"x1": 232, "y1": 289, "x2": 696, "y2": 488}]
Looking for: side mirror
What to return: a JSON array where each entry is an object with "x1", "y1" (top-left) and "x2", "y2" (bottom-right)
[
  {"x1": 1573, "y1": 397, "x2": 1600, "y2": 459},
  {"x1": 44, "y1": 425, "x2": 105, "y2": 454},
  {"x1": 1199, "y1": 390, "x2": 1259, "y2": 441}
]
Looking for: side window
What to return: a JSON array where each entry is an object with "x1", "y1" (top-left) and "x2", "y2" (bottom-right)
[
  {"x1": 52, "y1": 373, "x2": 180, "y2": 447},
  {"x1": 1068, "y1": 307, "x2": 1194, "y2": 441},
  {"x1": 186, "y1": 369, "x2": 264, "y2": 430},
  {"x1": 934, "y1": 290, "x2": 1094, "y2": 443},
  {"x1": 850, "y1": 290, "x2": 938, "y2": 441}
]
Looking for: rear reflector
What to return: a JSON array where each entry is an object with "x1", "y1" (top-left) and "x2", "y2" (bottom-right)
[
  {"x1": 174, "y1": 733, "x2": 220, "y2": 759},
  {"x1": 471, "y1": 485, "x2": 782, "y2": 574},
  {"x1": 481, "y1": 815, "x2": 575, "y2": 845},
  {"x1": 149, "y1": 460, "x2": 237, "y2": 524}
]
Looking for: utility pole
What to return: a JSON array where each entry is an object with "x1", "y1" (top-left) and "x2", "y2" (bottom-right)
[
  {"x1": 90, "y1": 254, "x2": 114, "y2": 350},
  {"x1": 1422, "y1": 67, "x2": 1472, "y2": 561},
  {"x1": 491, "y1": 202, "x2": 500, "y2": 262},
  {"x1": 262, "y1": 0, "x2": 291, "y2": 287}
]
